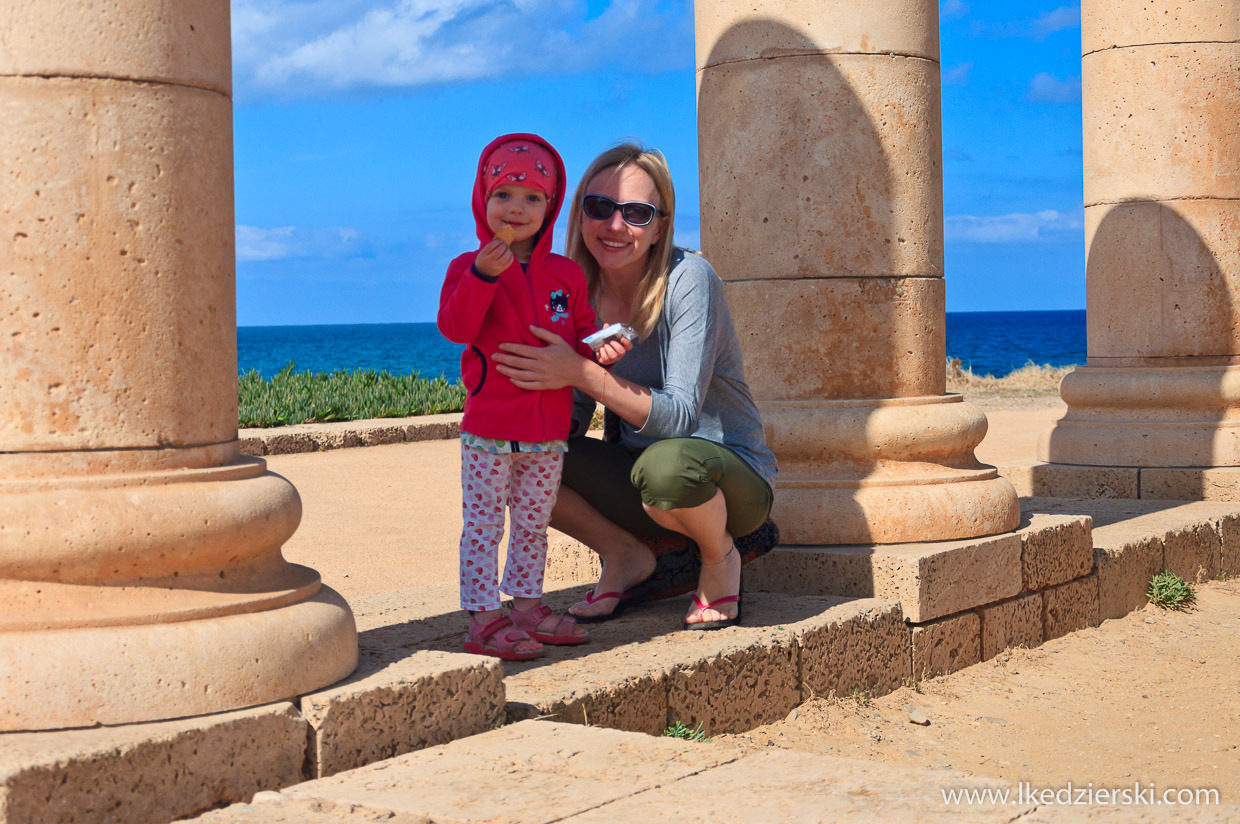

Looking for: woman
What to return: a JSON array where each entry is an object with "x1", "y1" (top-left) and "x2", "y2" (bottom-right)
[{"x1": 492, "y1": 144, "x2": 777, "y2": 630}]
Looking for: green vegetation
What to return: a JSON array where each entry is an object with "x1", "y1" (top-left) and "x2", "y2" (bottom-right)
[
  {"x1": 850, "y1": 688, "x2": 871, "y2": 706},
  {"x1": 662, "y1": 721, "x2": 711, "y2": 742},
  {"x1": 239, "y1": 363, "x2": 466, "y2": 428},
  {"x1": 1147, "y1": 571, "x2": 1196, "y2": 612}
]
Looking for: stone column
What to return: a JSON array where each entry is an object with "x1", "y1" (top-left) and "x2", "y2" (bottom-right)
[
  {"x1": 1042, "y1": 1, "x2": 1240, "y2": 467},
  {"x1": 696, "y1": 0, "x2": 1018, "y2": 544},
  {"x1": 0, "y1": 2, "x2": 357, "y2": 731}
]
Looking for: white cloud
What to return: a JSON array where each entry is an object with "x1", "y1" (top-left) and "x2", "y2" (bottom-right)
[
  {"x1": 1031, "y1": 5, "x2": 1080, "y2": 39},
  {"x1": 232, "y1": 0, "x2": 692, "y2": 99},
  {"x1": 941, "y1": 0, "x2": 969, "y2": 20},
  {"x1": 942, "y1": 61, "x2": 973, "y2": 85},
  {"x1": 236, "y1": 225, "x2": 367, "y2": 261},
  {"x1": 1027, "y1": 71, "x2": 1081, "y2": 102},
  {"x1": 945, "y1": 209, "x2": 1082, "y2": 243}
]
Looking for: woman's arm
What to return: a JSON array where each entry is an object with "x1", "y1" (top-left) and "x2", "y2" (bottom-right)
[{"x1": 492, "y1": 328, "x2": 652, "y2": 428}]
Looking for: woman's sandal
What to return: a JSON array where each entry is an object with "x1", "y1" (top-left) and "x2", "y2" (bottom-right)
[
  {"x1": 510, "y1": 604, "x2": 590, "y2": 645},
  {"x1": 684, "y1": 549, "x2": 743, "y2": 632},
  {"x1": 463, "y1": 614, "x2": 544, "y2": 661},
  {"x1": 570, "y1": 589, "x2": 638, "y2": 624}
]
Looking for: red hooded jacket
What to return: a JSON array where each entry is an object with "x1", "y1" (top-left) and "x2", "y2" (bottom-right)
[{"x1": 437, "y1": 134, "x2": 599, "y2": 443}]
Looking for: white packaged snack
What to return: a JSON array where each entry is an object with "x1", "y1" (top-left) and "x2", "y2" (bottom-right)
[{"x1": 583, "y1": 322, "x2": 637, "y2": 351}]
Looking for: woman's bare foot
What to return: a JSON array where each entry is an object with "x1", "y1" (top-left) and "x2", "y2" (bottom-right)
[
  {"x1": 684, "y1": 544, "x2": 740, "y2": 625},
  {"x1": 568, "y1": 537, "x2": 657, "y2": 619}
]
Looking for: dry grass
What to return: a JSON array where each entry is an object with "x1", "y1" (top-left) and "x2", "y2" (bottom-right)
[{"x1": 946, "y1": 358, "x2": 1073, "y2": 398}]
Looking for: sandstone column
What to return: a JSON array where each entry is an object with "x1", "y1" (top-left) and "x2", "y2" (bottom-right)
[
  {"x1": 0, "y1": 2, "x2": 357, "y2": 731},
  {"x1": 696, "y1": 0, "x2": 1018, "y2": 544},
  {"x1": 1042, "y1": 1, "x2": 1240, "y2": 467}
]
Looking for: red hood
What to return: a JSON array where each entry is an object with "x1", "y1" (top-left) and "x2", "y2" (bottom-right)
[{"x1": 472, "y1": 132, "x2": 567, "y2": 266}]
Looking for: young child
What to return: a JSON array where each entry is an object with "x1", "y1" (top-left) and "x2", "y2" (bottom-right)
[{"x1": 437, "y1": 134, "x2": 623, "y2": 660}]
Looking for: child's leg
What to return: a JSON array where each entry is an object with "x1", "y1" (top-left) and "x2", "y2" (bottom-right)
[
  {"x1": 459, "y1": 443, "x2": 511, "y2": 613},
  {"x1": 500, "y1": 450, "x2": 563, "y2": 600}
]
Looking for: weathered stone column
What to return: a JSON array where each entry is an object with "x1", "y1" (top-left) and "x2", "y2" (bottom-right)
[
  {"x1": 1042, "y1": 1, "x2": 1240, "y2": 468},
  {"x1": 0, "y1": 2, "x2": 357, "y2": 731},
  {"x1": 696, "y1": 0, "x2": 1018, "y2": 543}
]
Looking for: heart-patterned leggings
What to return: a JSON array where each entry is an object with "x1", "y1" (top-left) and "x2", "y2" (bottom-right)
[{"x1": 458, "y1": 443, "x2": 564, "y2": 611}]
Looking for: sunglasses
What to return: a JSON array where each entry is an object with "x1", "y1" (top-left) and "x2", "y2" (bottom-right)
[{"x1": 581, "y1": 194, "x2": 664, "y2": 227}]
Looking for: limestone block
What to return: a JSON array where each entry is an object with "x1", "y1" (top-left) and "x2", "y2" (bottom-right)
[
  {"x1": 506, "y1": 669, "x2": 671, "y2": 736},
  {"x1": 695, "y1": 0, "x2": 939, "y2": 68},
  {"x1": 1018, "y1": 512, "x2": 1094, "y2": 590},
  {"x1": 1095, "y1": 537, "x2": 1164, "y2": 620},
  {"x1": 699, "y1": 54, "x2": 943, "y2": 280},
  {"x1": 910, "y1": 612, "x2": 980, "y2": 680},
  {"x1": 1083, "y1": 201, "x2": 1240, "y2": 360},
  {"x1": 1083, "y1": 45, "x2": 1240, "y2": 204},
  {"x1": 1162, "y1": 521, "x2": 1222, "y2": 584},
  {"x1": 1083, "y1": 0, "x2": 1240, "y2": 55},
  {"x1": 299, "y1": 645, "x2": 504, "y2": 779},
  {"x1": 726, "y1": 279, "x2": 944, "y2": 400},
  {"x1": 0, "y1": 703, "x2": 305, "y2": 824},
  {"x1": 1043, "y1": 575, "x2": 1101, "y2": 641},
  {"x1": 405, "y1": 414, "x2": 460, "y2": 441},
  {"x1": 999, "y1": 461, "x2": 1140, "y2": 498},
  {"x1": 237, "y1": 435, "x2": 267, "y2": 456},
  {"x1": 1142, "y1": 467, "x2": 1240, "y2": 502},
  {"x1": 545, "y1": 530, "x2": 603, "y2": 586},
  {"x1": 748, "y1": 533, "x2": 1021, "y2": 623},
  {"x1": 309, "y1": 428, "x2": 363, "y2": 451},
  {"x1": 261, "y1": 432, "x2": 318, "y2": 454},
  {"x1": 0, "y1": 2, "x2": 232, "y2": 94},
  {"x1": 979, "y1": 593, "x2": 1044, "y2": 661},
  {"x1": 1, "y1": 76, "x2": 237, "y2": 451},
  {"x1": 793, "y1": 599, "x2": 909, "y2": 700},
  {"x1": 270, "y1": 722, "x2": 739, "y2": 823},
  {"x1": 1217, "y1": 510, "x2": 1240, "y2": 577},
  {"x1": 358, "y1": 425, "x2": 406, "y2": 447},
  {"x1": 666, "y1": 634, "x2": 799, "y2": 735}
]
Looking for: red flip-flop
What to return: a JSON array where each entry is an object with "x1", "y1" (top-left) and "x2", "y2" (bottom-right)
[{"x1": 570, "y1": 588, "x2": 638, "y2": 624}]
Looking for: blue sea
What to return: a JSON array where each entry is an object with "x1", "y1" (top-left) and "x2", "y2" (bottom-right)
[{"x1": 237, "y1": 310, "x2": 1086, "y2": 381}]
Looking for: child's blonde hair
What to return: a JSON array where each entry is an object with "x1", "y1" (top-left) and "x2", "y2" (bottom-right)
[{"x1": 565, "y1": 143, "x2": 676, "y2": 340}]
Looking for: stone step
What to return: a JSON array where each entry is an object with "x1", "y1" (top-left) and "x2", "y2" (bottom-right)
[{"x1": 180, "y1": 720, "x2": 1238, "y2": 824}]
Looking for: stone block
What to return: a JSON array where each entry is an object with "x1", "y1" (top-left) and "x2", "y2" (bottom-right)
[
  {"x1": 1218, "y1": 510, "x2": 1240, "y2": 578},
  {"x1": 1162, "y1": 520, "x2": 1222, "y2": 584},
  {"x1": 237, "y1": 435, "x2": 267, "y2": 456},
  {"x1": 793, "y1": 599, "x2": 909, "y2": 700},
  {"x1": 358, "y1": 426, "x2": 406, "y2": 447},
  {"x1": 405, "y1": 414, "x2": 460, "y2": 442},
  {"x1": 506, "y1": 670, "x2": 671, "y2": 736},
  {"x1": 1084, "y1": 45, "x2": 1240, "y2": 204},
  {"x1": 749, "y1": 533, "x2": 1022, "y2": 623},
  {"x1": 308, "y1": 428, "x2": 362, "y2": 451},
  {"x1": 910, "y1": 612, "x2": 980, "y2": 681},
  {"x1": 545, "y1": 530, "x2": 603, "y2": 586},
  {"x1": 1043, "y1": 575, "x2": 1100, "y2": 641},
  {"x1": 1083, "y1": 0, "x2": 1240, "y2": 53},
  {"x1": 1018, "y1": 512, "x2": 1094, "y2": 590},
  {"x1": 262, "y1": 432, "x2": 317, "y2": 455},
  {"x1": 998, "y1": 461, "x2": 1139, "y2": 499},
  {"x1": 979, "y1": 593, "x2": 1044, "y2": 661},
  {"x1": 666, "y1": 632, "x2": 799, "y2": 735},
  {"x1": 299, "y1": 645, "x2": 504, "y2": 779},
  {"x1": 1095, "y1": 538, "x2": 1164, "y2": 621},
  {"x1": 0, "y1": 703, "x2": 305, "y2": 824},
  {"x1": 1143, "y1": 467, "x2": 1240, "y2": 502}
]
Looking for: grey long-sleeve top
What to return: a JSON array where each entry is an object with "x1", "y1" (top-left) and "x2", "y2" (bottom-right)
[{"x1": 571, "y1": 248, "x2": 778, "y2": 488}]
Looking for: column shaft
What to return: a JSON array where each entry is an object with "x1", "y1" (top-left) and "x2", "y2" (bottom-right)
[
  {"x1": 696, "y1": 0, "x2": 1018, "y2": 543},
  {"x1": 1043, "y1": 0, "x2": 1240, "y2": 466},
  {"x1": 0, "y1": 1, "x2": 357, "y2": 731}
]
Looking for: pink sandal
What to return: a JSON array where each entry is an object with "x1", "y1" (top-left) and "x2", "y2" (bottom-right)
[
  {"x1": 510, "y1": 604, "x2": 590, "y2": 645},
  {"x1": 463, "y1": 614, "x2": 543, "y2": 660}
]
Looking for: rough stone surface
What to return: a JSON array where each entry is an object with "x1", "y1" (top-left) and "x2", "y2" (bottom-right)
[
  {"x1": 748, "y1": 533, "x2": 1022, "y2": 623},
  {"x1": 1043, "y1": 575, "x2": 1101, "y2": 641},
  {"x1": 1017, "y1": 512, "x2": 1095, "y2": 590},
  {"x1": 998, "y1": 461, "x2": 1140, "y2": 499},
  {"x1": 238, "y1": 414, "x2": 462, "y2": 457},
  {"x1": 978, "y1": 593, "x2": 1044, "y2": 661},
  {"x1": 795, "y1": 599, "x2": 909, "y2": 700},
  {"x1": 545, "y1": 530, "x2": 603, "y2": 586},
  {"x1": 1095, "y1": 538, "x2": 1164, "y2": 621},
  {"x1": 666, "y1": 631, "x2": 799, "y2": 735},
  {"x1": 1162, "y1": 521, "x2": 1222, "y2": 584},
  {"x1": 910, "y1": 612, "x2": 981, "y2": 681},
  {"x1": 299, "y1": 645, "x2": 504, "y2": 778},
  {"x1": 0, "y1": 703, "x2": 305, "y2": 824},
  {"x1": 1143, "y1": 467, "x2": 1240, "y2": 502},
  {"x1": 1218, "y1": 510, "x2": 1240, "y2": 577},
  {"x1": 1083, "y1": 0, "x2": 1240, "y2": 54}
]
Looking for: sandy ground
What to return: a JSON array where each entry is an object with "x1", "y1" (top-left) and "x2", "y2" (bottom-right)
[{"x1": 269, "y1": 393, "x2": 1238, "y2": 807}]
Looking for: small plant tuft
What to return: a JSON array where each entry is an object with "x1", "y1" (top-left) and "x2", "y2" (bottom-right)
[
  {"x1": 1147, "y1": 571, "x2": 1196, "y2": 612},
  {"x1": 850, "y1": 688, "x2": 871, "y2": 706},
  {"x1": 662, "y1": 721, "x2": 711, "y2": 742}
]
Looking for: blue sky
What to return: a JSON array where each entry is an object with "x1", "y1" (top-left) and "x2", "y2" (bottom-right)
[{"x1": 232, "y1": 1, "x2": 1084, "y2": 326}]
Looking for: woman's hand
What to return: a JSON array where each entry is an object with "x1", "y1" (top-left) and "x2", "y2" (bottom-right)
[
  {"x1": 595, "y1": 336, "x2": 632, "y2": 366},
  {"x1": 493, "y1": 326, "x2": 587, "y2": 390},
  {"x1": 475, "y1": 237, "x2": 513, "y2": 277}
]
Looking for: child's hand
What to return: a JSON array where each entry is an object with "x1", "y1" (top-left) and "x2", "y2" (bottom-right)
[
  {"x1": 475, "y1": 237, "x2": 513, "y2": 277},
  {"x1": 595, "y1": 336, "x2": 631, "y2": 366}
]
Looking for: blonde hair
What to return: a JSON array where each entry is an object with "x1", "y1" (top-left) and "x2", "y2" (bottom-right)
[{"x1": 565, "y1": 143, "x2": 676, "y2": 340}]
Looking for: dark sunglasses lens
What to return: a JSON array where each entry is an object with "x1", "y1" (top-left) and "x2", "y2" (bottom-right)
[
  {"x1": 582, "y1": 195, "x2": 615, "y2": 221},
  {"x1": 620, "y1": 203, "x2": 656, "y2": 226}
]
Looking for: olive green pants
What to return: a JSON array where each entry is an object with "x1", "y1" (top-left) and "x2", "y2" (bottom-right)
[{"x1": 562, "y1": 437, "x2": 773, "y2": 539}]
